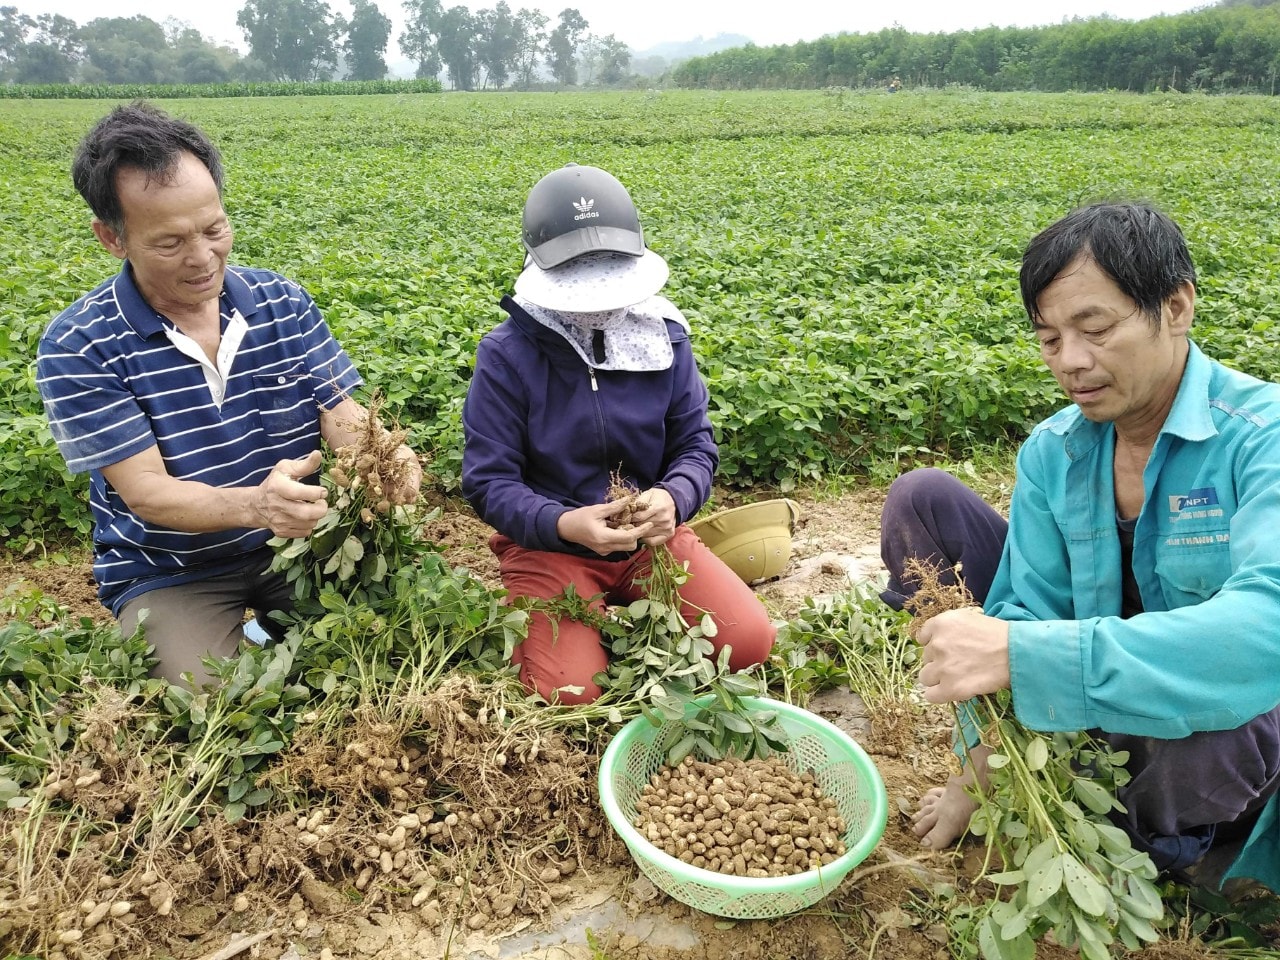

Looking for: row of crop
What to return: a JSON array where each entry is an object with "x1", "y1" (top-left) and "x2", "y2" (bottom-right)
[{"x1": 0, "y1": 78, "x2": 443, "y2": 99}]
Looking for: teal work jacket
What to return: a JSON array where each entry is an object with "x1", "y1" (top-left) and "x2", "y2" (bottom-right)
[{"x1": 985, "y1": 341, "x2": 1280, "y2": 889}]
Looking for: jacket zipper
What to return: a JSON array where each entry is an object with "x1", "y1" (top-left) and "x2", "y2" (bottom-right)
[{"x1": 588, "y1": 364, "x2": 609, "y2": 476}]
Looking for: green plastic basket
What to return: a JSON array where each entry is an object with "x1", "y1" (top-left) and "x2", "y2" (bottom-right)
[{"x1": 598, "y1": 696, "x2": 888, "y2": 919}]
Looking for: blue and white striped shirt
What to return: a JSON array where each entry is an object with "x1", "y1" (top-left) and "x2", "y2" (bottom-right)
[{"x1": 36, "y1": 263, "x2": 361, "y2": 614}]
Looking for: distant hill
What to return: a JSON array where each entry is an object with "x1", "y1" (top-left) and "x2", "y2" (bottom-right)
[
  {"x1": 633, "y1": 33, "x2": 753, "y2": 61},
  {"x1": 629, "y1": 32, "x2": 753, "y2": 78},
  {"x1": 388, "y1": 31, "x2": 755, "y2": 84}
]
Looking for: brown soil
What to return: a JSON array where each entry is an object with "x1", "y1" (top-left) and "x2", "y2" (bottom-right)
[
  {"x1": 0, "y1": 489, "x2": 1239, "y2": 960},
  {"x1": 1, "y1": 549, "x2": 102, "y2": 621}
]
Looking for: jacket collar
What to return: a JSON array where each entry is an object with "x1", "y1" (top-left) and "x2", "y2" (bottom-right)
[{"x1": 1159, "y1": 340, "x2": 1216, "y2": 442}]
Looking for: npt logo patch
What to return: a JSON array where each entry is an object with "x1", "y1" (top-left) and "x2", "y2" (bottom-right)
[{"x1": 1168, "y1": 487, "x2": 1220, "y2": 513}]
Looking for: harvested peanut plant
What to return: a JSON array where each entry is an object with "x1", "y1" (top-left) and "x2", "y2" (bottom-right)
[
  {"x1": 270, "y1": 394, "x2": 420, "y2": 594},
  {"x1": 904, "y1": 560, "x2": 1164, "y2": 960},
  {"x1": 531, "y1": 475, "x2": 788, "y2": 764},
  {"x1": 771, "y1": 578, "x2": 921, "y2": 753}
]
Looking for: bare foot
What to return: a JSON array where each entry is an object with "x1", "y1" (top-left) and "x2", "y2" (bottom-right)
[
  {"x1": 912, "y1": 778, "x2": 979, "y2": 848},
  {"x1": 912, "y1": 744, "x2": 992, "y2": 849}
]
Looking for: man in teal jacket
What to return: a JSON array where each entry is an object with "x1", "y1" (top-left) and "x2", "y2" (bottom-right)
[{"x1": 880, "y1": 202, "x2": 1280, "y2": 891}]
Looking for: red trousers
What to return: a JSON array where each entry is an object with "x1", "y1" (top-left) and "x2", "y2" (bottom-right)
[{"x1": 491, "y1": 525, "x2": 777, "y2": 704}]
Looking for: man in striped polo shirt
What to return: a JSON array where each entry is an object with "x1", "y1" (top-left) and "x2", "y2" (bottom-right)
[{"x1": 36, "y1": 101, "x2": 421, "y2": 686}]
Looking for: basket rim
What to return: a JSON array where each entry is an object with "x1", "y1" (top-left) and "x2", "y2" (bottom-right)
[{"x1": 597, "y1": 695, "x2": 889, "y2": 896}]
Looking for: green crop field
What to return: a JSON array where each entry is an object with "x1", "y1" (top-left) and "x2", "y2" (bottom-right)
[
  {"x1": 5, "y1": 87, "x2": 1280, "y2": 960},
  {"x1": 4, "y1": 89, "x2": 1280, "y2": 545}
]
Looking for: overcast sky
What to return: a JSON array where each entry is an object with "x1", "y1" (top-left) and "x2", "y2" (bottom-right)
[{"x1": 16, "y1": 0, "x2": 1212, "y2": 59}]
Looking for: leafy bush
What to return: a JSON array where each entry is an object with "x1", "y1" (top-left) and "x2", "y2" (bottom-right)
[
  {"x1": 0, "y1": 416, "x2": 90, "y2": 549},
  {"x1": 0, "y1": 78, "x2": 442, "y2": 99}
]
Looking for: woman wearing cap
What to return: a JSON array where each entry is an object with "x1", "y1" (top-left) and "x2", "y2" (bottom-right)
[{"x1": 462, "y1": 163, "x2": 776, "y2": 705}]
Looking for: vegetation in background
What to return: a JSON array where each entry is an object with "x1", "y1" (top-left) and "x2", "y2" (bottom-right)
[
  {"x1": 0, "y1": 1, "x2": 629, "y2": 90},
  {"x1": 0, "y1": 78, "x2": 442, "y2": 99},
  {"x1": 675, "y1": 0, "x2": 1280, "y2": 93},
  {"x1": 8, "y1": 0, "x2": 1280, "y2": 93}
]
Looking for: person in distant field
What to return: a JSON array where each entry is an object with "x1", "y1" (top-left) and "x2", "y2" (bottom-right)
[
  {"x1": 36, "y1": 101, "x2": 421, "y2": 686},
  {"x1": 880, "y1": 202, "x2": 1280, "y2": 892},
  {"x1": 461, "y1": 163, "x2": 775, "y2": 704}
]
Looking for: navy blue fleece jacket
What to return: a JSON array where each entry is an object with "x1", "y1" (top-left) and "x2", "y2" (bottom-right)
[{"x1": 461, "y1": 296, "x2": 718, "y2": 559}]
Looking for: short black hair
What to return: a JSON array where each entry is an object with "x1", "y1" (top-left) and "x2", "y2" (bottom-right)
[
  {"x1": 1020, "y1": 202, "x2": 1196, "y2": 327},
  {"x1": 71, "y1": 100, "x2": 224, "y2": 235}
]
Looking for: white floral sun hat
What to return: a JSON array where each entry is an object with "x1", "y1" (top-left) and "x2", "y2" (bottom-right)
[{"x1": 514, "y1": 249, "x2": 669, "y2": 312}]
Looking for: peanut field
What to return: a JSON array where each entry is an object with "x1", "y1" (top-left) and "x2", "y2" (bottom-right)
[{"x1": 3, "y1": 90, "x2": 1280, "y2": 960}]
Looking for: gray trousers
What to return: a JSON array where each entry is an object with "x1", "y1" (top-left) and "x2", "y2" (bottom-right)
[
  {"x1": 117, "y1": 550, "x2": 294, "y2": 687},
  {"x1": 881, "y1": 467, "x2": 1280, "y2": 871}
]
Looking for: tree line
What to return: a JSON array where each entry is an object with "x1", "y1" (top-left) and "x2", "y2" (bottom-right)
[
  {"x1": 672, "y1": 0, "x2": 1280, "y2": 94},
  {"x1": 398, "y1": 2, "x2": 629, "y2": 89},
  {"x1": 0, "y1": 1, "x2": 631, "y2": 88}
]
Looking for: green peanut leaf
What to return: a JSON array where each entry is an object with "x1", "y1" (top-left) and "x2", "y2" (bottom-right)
[
  {"x1": 1067, "y1": 817, "x2": 1100, "y2": 853},
  {"x1": 969, "y1": 807, "x2": 992, "y2": 838},
  {"x1": 1094, "y1": 821, "x2": 1135, "y2": 854},
  {"x1": 1123, "y1": 874, "x2": 1165, "y2": 920},
  {"x1": 978, "y1": 913, "x2": 1035, "y2": 960},
  {"x1": 1000, "y1": 818, "x2": 1029, "y2": 839},
  {"x1": 243, "y1": 786, "x2": 273, "y2": 806},
  {"x1": 719, "y1": 712, "x2": 753, "y2": 734},
  {"x1": 986, "y1": 870, "x2": 1025, "y2": 886},
  {"x1": 1118, "y1": 909, "x2": 1160, "y2": 944},
  {"x1": 1059, "y1": 799, "x2": 1086, "y2": 821},
  {"x1": 1072, "y1": 776, "x2": 1115, "y2": 815},
  {"x1": 1061, "y1": 854, "x2": 1109, "y2": 917},
  {"x1": 1025, "y1": 736, "x2": 1049, "y2": 771},
  {"x1": 718, "y1": 673, "x2": 759, "y2": 697},
  {"x1": 1113, "y1": 850, "x2": 1159, "y2": 878},
  {"x1": 1021, "y1": 837, "x2": 1057, "y2": 875},
  {"x1": 1076, "y1": 932, "x2": 1113, "y2": 960},
  {"x1": 999, "y1": 905, "x2": 1032, "y2": 941},
  {"x1": 666, "y1": 733, "x2": 697, "y2": 766},
  {"x1": 988, "y1": 900, "x2": 1019, "y2": 924},
  {"x1": 1026, "y1": 852, "x2": 1064, "y2": 907}
]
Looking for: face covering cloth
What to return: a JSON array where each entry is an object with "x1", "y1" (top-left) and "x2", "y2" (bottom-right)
[{"x1": 515, "y1": 296, "x2": 679, "y2": 372}]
